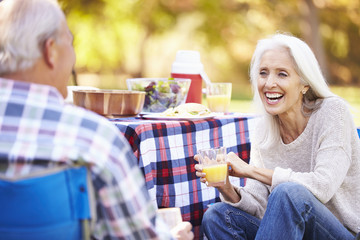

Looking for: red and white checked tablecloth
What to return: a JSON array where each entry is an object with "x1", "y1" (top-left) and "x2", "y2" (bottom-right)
[{"x1": 111, "y1": 114, "x2": 257, "y2": 239}]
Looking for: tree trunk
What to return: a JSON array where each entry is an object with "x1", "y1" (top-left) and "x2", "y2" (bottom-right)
[{"x1": 300, "y1": 0, "x2": 330, "y2": 83}]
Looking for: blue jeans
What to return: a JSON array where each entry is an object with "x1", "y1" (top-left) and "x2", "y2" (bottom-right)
[{"x1": 202, "y1": 182, "x2": 355, "y2": 240}]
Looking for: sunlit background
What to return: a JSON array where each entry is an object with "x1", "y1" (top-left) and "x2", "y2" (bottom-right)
[{"x1": 59, "y1": 0, "x2": 360, "y2": 124}]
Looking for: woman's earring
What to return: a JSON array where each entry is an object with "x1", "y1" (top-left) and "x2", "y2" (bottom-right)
[{"x1": 302, "y1": 90, "x2": 307, "y2": 94}]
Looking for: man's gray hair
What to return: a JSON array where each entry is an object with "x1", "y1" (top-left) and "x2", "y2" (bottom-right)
[
  {"x1": 0, "y1": 0, "x2": 64, "y2": 75},
  {"x1": 249, "y1": 33, "x2": 334, "y2": 148}
]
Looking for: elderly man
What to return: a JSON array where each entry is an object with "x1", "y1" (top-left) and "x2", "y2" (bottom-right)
[{"x1": 0, "y1": 0, "x2": 193, "y2": 239}]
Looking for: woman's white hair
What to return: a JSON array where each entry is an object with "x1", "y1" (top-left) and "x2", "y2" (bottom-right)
[
  {"x1": 0, "y1": 0, "x2": 64, "y2": 75},
  {"x1": 250, "y1": 33, "x2": 335, "y2": 148}
]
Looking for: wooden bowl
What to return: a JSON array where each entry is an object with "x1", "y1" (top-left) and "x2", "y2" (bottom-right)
[{"x1": 72, "y1": 89, "x2": 145, "y2": 116}]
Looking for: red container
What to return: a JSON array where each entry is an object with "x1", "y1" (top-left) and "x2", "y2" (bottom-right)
[
  {"x1": 171, "y1": 73, "x2": 202, "y2": 103},
  {"x1": 171, "y1": 50, "x2": 206, "y2": 104}
]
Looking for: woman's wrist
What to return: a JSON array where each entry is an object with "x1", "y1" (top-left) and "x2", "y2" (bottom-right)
[
  {"x1": 248, "y1": 165, "x2": 257, "y2": 179},
  {"x1": 218, "y1": 183, "x2": 241, "y2": 203},
  {"x1": 249, "y1": 166, "x2": 274, "y2": 186}
]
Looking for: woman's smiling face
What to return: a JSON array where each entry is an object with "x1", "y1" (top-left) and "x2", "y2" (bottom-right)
[{"x1": 257, "y1": 47, "x2": 308, "y2": 118}]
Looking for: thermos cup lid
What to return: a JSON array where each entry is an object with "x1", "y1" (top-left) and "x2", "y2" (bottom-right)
[{"x1": 171, "y1": 50, "x2": 204, "y2": 74}]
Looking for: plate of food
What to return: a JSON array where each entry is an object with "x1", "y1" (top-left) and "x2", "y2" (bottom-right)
[{"x1": 141, "y1": 103, "x2": 217, "y2": 121}]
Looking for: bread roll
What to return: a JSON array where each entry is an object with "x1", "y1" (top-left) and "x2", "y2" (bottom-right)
[{"x1": 161, "y1": 103, "x2": 211, "y2": 117}]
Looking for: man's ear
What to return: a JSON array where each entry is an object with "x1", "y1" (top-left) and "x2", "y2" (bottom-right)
[{"x1": 43, "y1": 38, "x2": 57, "y2": 69}]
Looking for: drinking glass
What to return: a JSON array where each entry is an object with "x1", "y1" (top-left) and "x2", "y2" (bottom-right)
[
  {"x1": 157, "y1": 207, "x2": 183, "y2": 230},
  {"x1": 206, "y1": 83, "x2": 232, "y2": 113},
  {"x1": 198, "y1": 146, "x2": 228, "y2": 187}
]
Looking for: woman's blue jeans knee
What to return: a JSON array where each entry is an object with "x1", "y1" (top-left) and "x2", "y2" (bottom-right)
[
  {"x1": 202, "y1": 183, "x2": 354, "y2": 240},
  {"x1": 202, "y1": 202, "x2": 260, "y2": 240}
]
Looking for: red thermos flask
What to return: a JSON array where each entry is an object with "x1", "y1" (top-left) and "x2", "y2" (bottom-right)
[{"x1": 171, "y1": 50, "x2": 209, "y2": 104}]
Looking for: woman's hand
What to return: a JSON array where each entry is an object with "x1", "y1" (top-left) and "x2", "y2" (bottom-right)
[
  {"x1": 171, "y1": 221, "x2": 194, "y2": 240},
  {"x1": 193, "y1": 154, "x2": 207, "y2": 184},
  {"x1": 226, "y1": 152, "x2": 253, "y2": 178},
  {"x1": 194, "y1": 154, "x2": 226, "y2": 186},
  {"x1": 227, "y1": 152, "x2": 274, "y2": 186}
]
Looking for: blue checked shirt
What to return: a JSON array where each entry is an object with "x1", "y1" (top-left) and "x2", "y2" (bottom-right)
[{"x1": 0, "y1": 77, "x2": 171, "y2": 239}]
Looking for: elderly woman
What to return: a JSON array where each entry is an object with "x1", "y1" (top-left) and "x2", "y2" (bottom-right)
[{"x1": 195, "y1": 33, "x2": 360, "y2": 240}]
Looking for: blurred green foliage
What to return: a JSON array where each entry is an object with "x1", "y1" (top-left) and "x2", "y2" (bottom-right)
[{"x1": 60, "y1": 0, "x2": 360, "y2": 98}]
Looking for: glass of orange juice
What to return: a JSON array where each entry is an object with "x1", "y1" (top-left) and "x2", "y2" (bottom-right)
[
  {"x1": 206, "y1": 83, "x2": 232, "y2": 113},
  {"x1": 198, "y1": 146, "x2": 228, "y2": 187}
]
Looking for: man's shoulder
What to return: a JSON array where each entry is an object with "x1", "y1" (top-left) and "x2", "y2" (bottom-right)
[{"x1": 62, "y1": 104, "x2": 116, "y2": 131}]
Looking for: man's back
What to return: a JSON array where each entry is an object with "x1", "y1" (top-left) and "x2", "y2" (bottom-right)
[{"x1": 0, "y1": 77, "x2": 161, "y2": 239}]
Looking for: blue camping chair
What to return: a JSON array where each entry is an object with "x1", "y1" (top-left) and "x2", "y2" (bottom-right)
[{"x1": 0, "y1": 165, "x2": 95, "y2": 240}]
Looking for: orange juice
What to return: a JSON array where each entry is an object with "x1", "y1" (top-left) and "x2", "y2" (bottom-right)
[
  {"x1": 203, "y1": 163, "x2": 228, "y2": 186},
  {"x1": 207, "y1": 94, "x2": 231, "y2": 113}
]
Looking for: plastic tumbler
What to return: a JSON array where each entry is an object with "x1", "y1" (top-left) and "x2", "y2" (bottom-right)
[
  {"x1": 206, "y1": 82, "x2": 232, "y2": 113},
  {"x1": 198, "y1": 147, "x2": 228, "y2": 187},
  {"x1": 157, "y1": 207, "x2": 183, "y2": 230}
]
